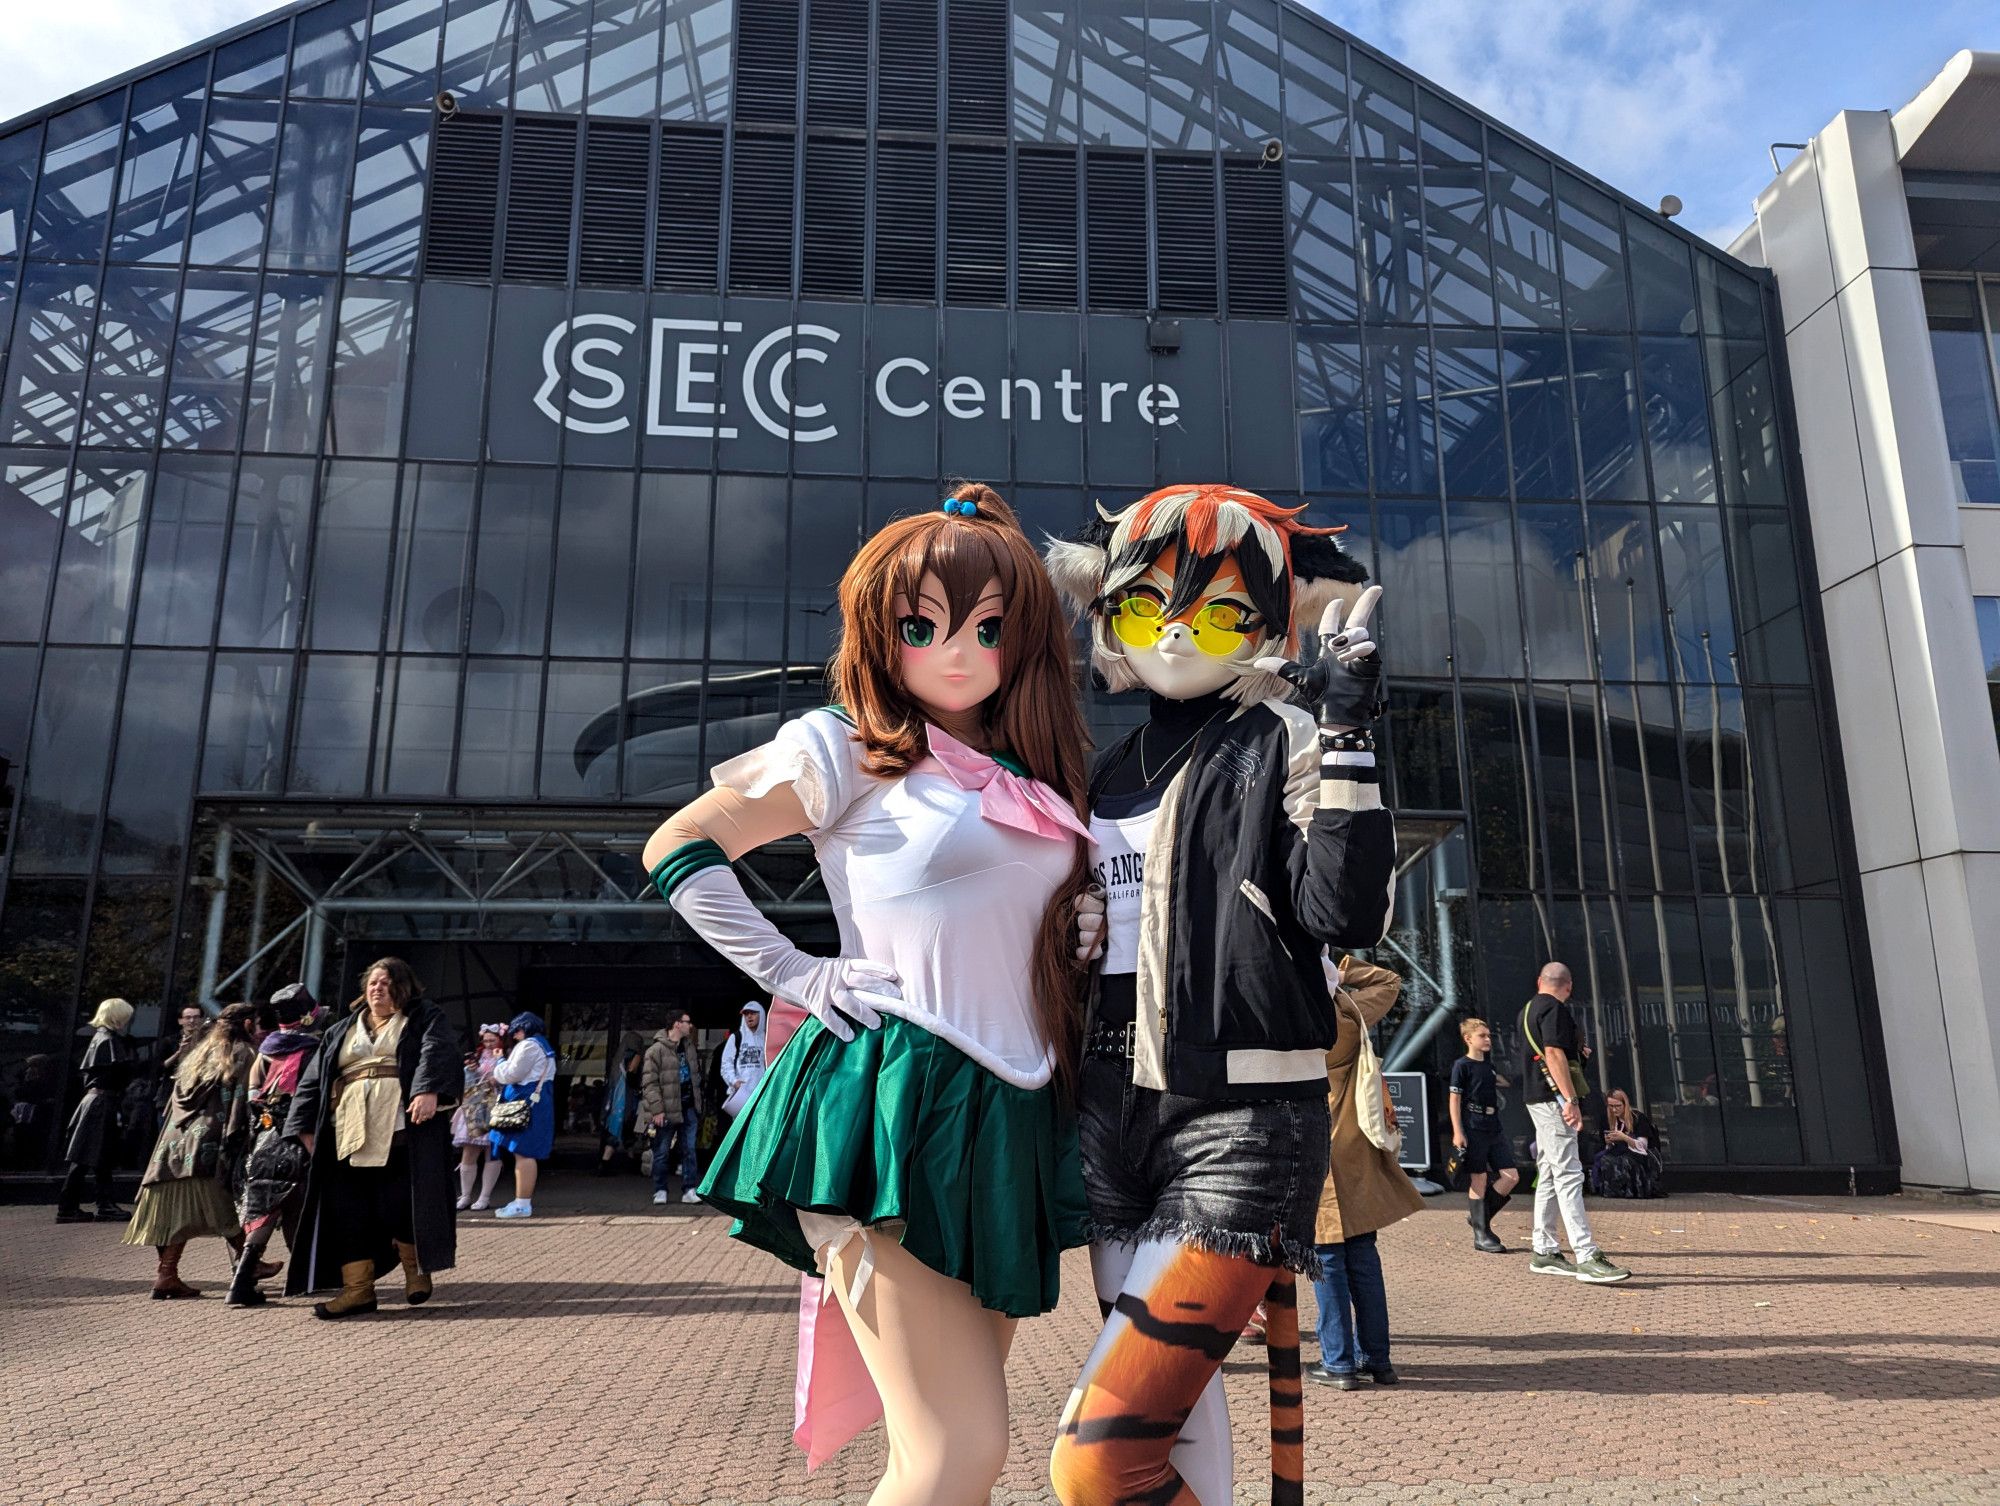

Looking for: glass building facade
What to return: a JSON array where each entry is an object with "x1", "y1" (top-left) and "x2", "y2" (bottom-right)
[{"x1": 0, "y1": 0, "x2": 1895, "y2": 1185}]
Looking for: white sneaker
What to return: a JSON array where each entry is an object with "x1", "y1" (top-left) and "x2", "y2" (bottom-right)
[
  {"x1": 680, "y1": 1190, "x2": 701, "y2": 1204},
  {"x1": 494, "y1": 1200, "x2": 533, "y2": 1219},
  {"x1": 652, "y1": 1190, "x2": 669, "y2": 1205}
]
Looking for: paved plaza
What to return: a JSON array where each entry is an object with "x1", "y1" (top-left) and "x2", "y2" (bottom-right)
[{"x1": 6, "y1": 1183, "x2": 1999, "y2": 1506}]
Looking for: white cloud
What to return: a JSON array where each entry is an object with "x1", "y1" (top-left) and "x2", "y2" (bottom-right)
[{"x1": 0, "y1": 1, "x2": 282, "y2": 131}]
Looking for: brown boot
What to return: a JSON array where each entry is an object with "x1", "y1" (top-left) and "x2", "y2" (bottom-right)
[
  {"x1": 394, "y1": 1239, "x2": 433, "y2": 1306},
  {"x1": 313, "y1": 1260, "x2": 379, "y2": 1320},
  {"x1": 150, "y1": 1243, "x2": 202, "y2": 1300}
]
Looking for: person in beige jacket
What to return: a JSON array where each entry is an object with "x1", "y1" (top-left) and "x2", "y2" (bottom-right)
[{"x1": 1310, "y1": 956, "x2": 1423, "y2": 1389}]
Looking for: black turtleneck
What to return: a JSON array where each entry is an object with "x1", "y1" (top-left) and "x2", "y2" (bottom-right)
[{"x1": 1094, "y1": 690, "x2": 1233, "y2": 815}]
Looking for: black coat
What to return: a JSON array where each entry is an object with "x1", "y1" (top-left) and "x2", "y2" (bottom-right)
[{"x1": 283, "y1": 1000, "x2": 461, "y2": 1293}]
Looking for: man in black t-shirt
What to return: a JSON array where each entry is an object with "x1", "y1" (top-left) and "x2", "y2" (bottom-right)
[
  {"x1": 1448, "y1": 1018, "x2": 1518, "y2": 1253},
  {"x1": 1520, "y1": 964, "x2": 1629, "y2": 1284}
]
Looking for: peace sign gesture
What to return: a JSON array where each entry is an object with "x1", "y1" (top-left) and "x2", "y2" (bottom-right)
[{"x1": 1254, "y1": 585, "x2": 1387, "y2": 730}]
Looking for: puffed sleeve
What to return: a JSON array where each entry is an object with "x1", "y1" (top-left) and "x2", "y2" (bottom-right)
[{"x1": 709, "y1": 708, "x2": 865, "y2": 839}]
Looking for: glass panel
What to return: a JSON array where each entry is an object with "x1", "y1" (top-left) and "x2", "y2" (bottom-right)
[
  {"x1": 1638, "y1": 336, "x2": 1715, "y2": 505},
  {"x1": 788, "y1": 477, "x2": 859, "y2": 667},
  {"x1": 1348, "y1": 52, "x2": 1414, "y2": 162},
  {"x1": 1373, "y1": 498, "x2": 1448, "y2": 675},
  {"x1": 1516, "y1": 502, "x2": 1592, "y2": 680},
  {"x1": 202, "y1": 652, "x2": 293, "y2": 792},
  {"x1": 367, "y1": 0, "x2": 446, "y2": 104},
  {"x1": 1488, "y1": 137, "x2": 1560, "y2": 327},
  {"x1": 1627, "y1": 216, "x2": 1697, "y2": 335},
  {"x1": 1924, "y1": 278, "x2": 2000, "y2": 504},
  {"x1": 1, "y1": 266, "x2": 97, "y2": 446},
  {"x1": 12, "y1": 646, "x2": 120, "y2": 873},
  {"x1": 81, "y1": 266, "x2": 177, "y2": 448},
  {"x1": 1682, "y1": 683, "x2": 1750, "y2": 893},
  {"x1": 1296, "y1": 329, "x2": 1364, "y2": 492},
  {"x1": 470, "y1": 467, "x2": 556, "y2": 654},
  {"x1": 1077, "y1": 1, "x2": 1148, "y2": 148},
  {"x1": 187, "y1": 99, "x2": 281, "y2": 268},
  {"x1": 218, "y1": 457, "x2": 314, "y2": 649},
  {"x1": 1500, "y1": 330, "x2": 1574, "y2": 500},
  {"x1": 47, "y1": 463, "x2": 148, "y2": 644},
  {"x1": 632, "y1": 471, "x2": 711, "y2": 658},
  {"x1": 1013, "y1": 4, "x2": 1080, "y2": 142},
  {"x1": 542, "y1": 660, "x2": 624, "y2": 796},
  {"x1": 1289, "y1": 160, "x2": 1358, "y2": 322},
  {"x1": 268, "y1": 102, "x2": 357, "y2": 271},
  {"x1": 1366, "y1": 324, "x2": 1433, "y2": 495},
  {"x1": 1535, "y1": 686, "x2": 1612, "y2": 892},
  {"x1": 1356, "y1": 162, "x2": 1422, "y2": 325},
  {"x1": 309, "y1": 459, "x2": 400, "y2": 650},
  {"x1": 1570, "y1": 332, "x2": 1645, "y2": 502},
  {"x1": 292, "y1": 0, "x2": 368, "y2": 98},
  {"x1": 0, "y1": 452, "x2": 67, "y2": 640},
  {"x1": 289, "y1": 651, "x2": 379, "y2": 793},
  {"x1": 378, "y1": 653, "x2": 459, "y2": 793},
  {"x1": 456, "y1": 656, "x2": 541, "y2": 795},
  {"x1": 1461, "y1": 682, "x2": 1535, "y2": 888},
  {"x1": 162, "y1": 271, "x2": 259, "y2": 450},
  {"x1": 1279, "y1": 9, "x2": 1344, "y2": 154},
  {"x1": 111, "y1": 60, "x2": 207, "y2": 264},
  {"x1": 698, "y1": 660, "x2": 784, "y2": 769},
  {"x1": 132, "y1": 455, "x2": 232, "y2": 645},
  {"x1": 1556, "y1": 173, "x2": 1628, "y2": 331},
  {"x1": 348, "y1": 109, "x2": 430, "y2": 274},
  {"x1": 1604, "y1": 684, "x2": 1694, "y2": 893},
  {"x1": 1705, "y1": 335, "x2": 1785, "y2": 509},
  {"x1": 1979, "y1": 597, "x2": 2000, "y2": 756},
  {"x1": 1383, "y1": 680, "x2": 1459, "y2": 810},
  {"x1": 1432, "y1": 327, "x2": 1506, "y2": 498},
  {"x1": 623, "y1": 658, "x2": 702, "y2": 800},
  {"x1": 708, "y1": 474, "x2": 787, "y2": 661},
  {"x1": 1725, "y1": 508, "x2": 1810, "y2": 684},
  {"x1": 660, "y1": 0, "x2": 732, "y2": 122},
  {"x1": 1700, "y1": 895, "x2": 1802, "y2": 1162},
  {"x1": 1417, "y1": 95, "x2": 1493, "y2": 328},
  {"x1": 245, "y1": 275, "x2": 335, "y2": 452},
  {"x1": 1587, "y1": 504, "x2": 1668, "y2": 682},
  {"x1": 0, "y1": 877, "x2": 87, "y2": 1167},
  {"x1": 441, "y1": 0, "x2": 518, "y2": 110},
  {"x1": 550, "y1": 469, "x2": 633, "y2": 656},
  {"x1": 327, "y1": 279, "x2": 413, "y2": 456},
  {"x1": 1744, "y1": 688, "x2": 1839, "y2": 893},
  {"x1": 0, "y1": 645, "x2": 33, "y2": 856},
  {"x1": 587, "y1": 0, "x2": 665, "y2": 116},
  {"x1": 390, "y1": 462, "x2": 476, "y2": 651},
  {"x1": 99, "y1": 649, "x2": 206, "y2": 875},
  {"x1": 0, "y1": 124, "x2": 42, "y2": 262},
  {"x1": 515, "y1": 0, "x2": 592, "y2": 111},
  {"x1": 1657, "y1": 507, "x2": 1737, "y2": 685},
  {"x1": 1146, "y1": 1, "x2": 1212, "y2": 152},
  {"x1": 1444, "y1": 500, "x2": 1520, "y2": 677},
  {"x1": 1214, "y1": 0, "x2": 1280, "y2": 154},
  {"x1": 1623, "y1": 896, "x2": 1720, "y2": 1159},
  {"x1": 215, "y1": 23, "x2": 292, "y2": 95},
  {"x1": 30, "y1": 96, "x2": 125, "y2": 263}
]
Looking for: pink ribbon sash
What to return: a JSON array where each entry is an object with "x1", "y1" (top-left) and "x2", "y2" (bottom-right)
[{"x1": 924, "y1": 724, "x2": 1094, "y2": 844}]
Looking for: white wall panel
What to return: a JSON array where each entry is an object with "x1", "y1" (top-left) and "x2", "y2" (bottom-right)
[
  {"x1": 1858, "y1": 862, "x2": 1969, "y2": 1188},
  {"x1": 1820, "y1": 568, "x2": 1921, "y2": 871}
]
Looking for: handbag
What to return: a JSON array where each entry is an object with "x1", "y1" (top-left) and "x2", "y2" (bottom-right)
[
  {"x1": 489, "y1": 1076, "x2": 545, "y2": 1134},
  {"x1": 1343, "y1": 987, "x2": 1401, "y2": 1156}
]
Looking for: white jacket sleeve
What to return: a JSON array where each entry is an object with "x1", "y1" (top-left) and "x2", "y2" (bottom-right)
[{"x1": 493, "y1": 1038, "x2": 553, "y2": 1087}]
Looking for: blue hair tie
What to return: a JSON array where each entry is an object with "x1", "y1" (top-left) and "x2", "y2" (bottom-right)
[{"x1": 941, "y1": 496, "x2": 978, "y2": 518}]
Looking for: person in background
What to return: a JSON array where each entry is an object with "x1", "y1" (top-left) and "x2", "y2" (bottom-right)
[
  {"x1": 718, "y1": 1001, "x2": 767, "y2": 1118},
  {"x1": 57, "y1": 999, "x2": 139, "y2": 1223},
  {"x1": 1588, "y1": 1089, "x2": 1664, "y2": 1199},
  {"x1": 489, "y1": 1012, "x2": 557, "y2": 1219},
  {"x1": 642, "y1": 1011, "x2": 705, "y2": 1206},
  {"x1": 597, "y1": 1031, "x2": 645, "y2": 1176},
  {"x1": 1311, "y1": 957, "x2": 1423, "y2": 1390},
  {"x1": 1449, "y1": 1017, "x2": 1520, "y2": 1254},
  {"x1": 122, "y1": 1004, "x2": 258, "y2": 1299},
  {"x1": 452, "y1": 1024, "x2": 506, "y2": 1211},
  {"x1": 224, "y1": 983, "x2": 322, "y2": 1307},
  {"x1": 156, "y1": 1003, "x2": 208, "y2": 1111},
  {"x1": 1520, "y1": 963, "x2": 1630, "y2": 1283}
]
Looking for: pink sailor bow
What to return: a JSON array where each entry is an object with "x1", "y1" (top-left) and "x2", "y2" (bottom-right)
[{"x1": 924, "y1": 724, "x2": 1094, "y2": 844}]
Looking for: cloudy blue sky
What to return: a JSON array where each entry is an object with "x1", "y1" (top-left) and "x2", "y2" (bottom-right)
[{"x1": 4, "y1": 0, "x2": 1997, "y2": 247}]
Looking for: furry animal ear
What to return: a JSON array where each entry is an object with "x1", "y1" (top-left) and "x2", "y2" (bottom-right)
[
  {"x1": 1289, "y1": 533, "x2": 1369, "y2": 627},
  {"x1": 1042, "y1": 519, "x2": 1116, "y2": 615}
]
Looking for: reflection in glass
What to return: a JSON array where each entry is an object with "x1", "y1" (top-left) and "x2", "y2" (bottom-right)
[
  {"x1": 632, "y1": 472, "x2": 711, "y2": 659},
  {"x1": 81, "y1": 268, "x2": 177, "y2": 449},
  {"x1": 1704, "y1": 336, "x2": 1785, "y2": 509},
  {"x1": 289, "y1": 652, "x2": 378, "y2": 794},
  {"x1": 100, "y1": 650, "x2": 207, "y2": 875},
  {"x1": 111, "y1": 60, "x2": 206, "y2": 263},
  {"x1": 0, "y1": 877, "x2": 88, "y2": 1167},
  {"x1": 1013, "y1": 5, "x2": 1080, "y2": 142},
  {"x1": 378, "y1": 655, "x2": 460, "y2": 794},
  {"x1": 1657, "y1": 507, "x2": 1737, "y2": 684},
  {"x1": 1638, "y1": 336, "x2": 1715, "y2": 505},
  {"x1": 346, "y1": 111, "x2": 430, "y2": 274},
  {"x1": 1366, "y1": 325, "x2": 1433, "y2": 495},
  {"x1": 367, "y1": 0, "x2": 446, "y2": 104},
  {"x1": 1535, "y1": 686, "x2": 1613, "y2": 892},
  {"x1": 709, "y1": 475, "x2": 789, "y2": 661},
  {"x1": 1725, "y1": 508, "x2": 1810, "y2": 684},
  {"x1": 1384, "y1": 680, "x2": 1460, "y2": 810},
  {"x1": 1921, "y1": 278, "x2": 2000, "y2": 504},
  {"x1": 1516, "y1": 503, "x2": 1592, "y2": 680},
  {"x1": 187, "y1": 99, "x2": 280, "y2": 268},
  {"x1": 542, "y1": 660, "x2": 625, "y2": 797},
  {"x1": 516, "y1": 0, "x2": 592, "y2": 112},
  {"x1": 1373, "y1": 499, "x2": 1448, "y2": 675},
  {"x1": 203, "y1": 654, "x2": 292, "y2": 794},
  {"x1": 269, "y1": 102, "x2": 356, "y2": 271},
  {"x1": 1603, "y1": 684, "x2": 1693, "y2": 894},
  {"x1": 1357, "y1": 162, "x2": 1422, "y2": 325},
  {"x1": 1624, "y1": 894, "x2": 1723, "y2": 1161},
  {"x1": 588, "y1": 0, "x2": 665, "y2": 116},
  {"x1": 1278, "y1": 7, "x2": 1344, "y2": 154},
  {"x1": 1145, "y1": 1, "x2": 1212, "y2": 151},
  {"x1": 244, "y1": 276, "x2": 334, "y2": 453},
  {"x1": 551, "y1": 470, "x2": 635, "y2": 656},
  {"x1": 789, "y1": 479, "x2": 861, "y2": 667},
  {"x1": 390, "y1": 463, "x2": 476, "y2": 652},
  {"x1": 30, "y1": 96, "x2": 124, "y2": 263},
  {"x1": 1570, "y1": 333, "x2": 1645, "y2": 501},
  {"x1": 214, "y1": 24, "x2": 291, "y2": 95},
  {"x1": 1445, "y1": 501, "x2": 1520, "y2": 677},
  {"x1": 1417, "y1": 95, "x2": 1493, "y2": 328},
  {"x1": 1586, "y1": 505, "x2": 1668, "y2": 681},
  {"x1": 1556, "y1": 173, "x2": 1628, "y2": 331},
  {"x1": 1214, "y1": 0, "x2": 1281, "y2": 153},
  {"x1": 1489, "y1": 136, "x2": 1561, "y2": 328},
  {"x1": 0, "y1": 125, "x2": 42, "y2": 262},
  {"x1": 219, "y1": 458, "x2": 314, "y2": 650},
  {"x1": 457, "y1": 658, "x2": 542, "y2": 796},
  {"x1": 1699, "y1": 895, "x2": 1802, "y2": 1162},
  {"x1": 1461, "y1": 683, "x2": 1535, "y2": 888},
  {"x1": 623, "y1": 659, "x2": 703, "y2": 800},
  {"x1": 1432, "y1": 328, "x2": 1506, "y2": 497},
  {"x1": 1682, "y1": 683, "x2": 1750, "y2": 894},
  {"x1": 163, "y1": 272, "x2": 259, "y2": 450},
  {"x1": 0, "y1": 454, "x2": 67, "y2": 640},
  {"x1": 1626, "y1": 216, "x2": 1697, "y2": 335},
  {"x1": 1289, "y1": 160, "x2": 1358, "y2": 322},
  {"x1": 11, "y1": 647, "x2": 120, "y2": 874},
  {"x1": 47, "y1": 464, "x2": 148, "y2": 644},
  {"x1": 309, "y1": 460, "x2": 400, "y2": 651},
  {"x1": 1, "y1": 267, "x2": 97, "y2": 447},
  {"x1": 471, "y1": 468, "x2": 557, "y2": 654},
  {"x1": 291, "y1": 0, "x2": 367, "y2": 98},
  {"x1": 132, "y1": 456, "x2": 231, "y2": 646},
  {"x1": 1349, "y1": 52, "x2": 1415, "y2": 162},
  {"x1": 1296, "y1": 330, "x2": 1364, "y2": 492},
  {"x1": 441, "y1": 0, "x2": 518, "y2": 110},
  {"x1": 0, "y1": 646, "x2": 34, "y2": 856},
  {"x1": 1500, "y1": 330, "x2": 1574, "y2": 500},
  {"x1": 1078, "y1": 2, "x2": 1148, "y2": 148},
  {"x1": 660, "y1": 0, "x2": 732, "y2": 121},
  {"x1": 328, "y1": 281, "x2": 414, "y2": 456},
  {"x1": 1744, "y1": 688, "x2": 1839, "y2": 894}
]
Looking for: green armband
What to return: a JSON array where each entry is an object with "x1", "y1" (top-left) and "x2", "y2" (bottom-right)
[{"x1": 648, "y1": 839, "x2": 729, "y2": 902}]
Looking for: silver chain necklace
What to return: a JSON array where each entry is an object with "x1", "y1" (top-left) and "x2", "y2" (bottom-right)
[{"x1": 1138, "y1": 708, "x2": 1224, "y2": 785}]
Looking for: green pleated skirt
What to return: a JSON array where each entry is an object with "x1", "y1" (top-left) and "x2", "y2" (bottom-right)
[{"x1": 698, "y1": 1013, "x2": 1089, "y2": 1319}]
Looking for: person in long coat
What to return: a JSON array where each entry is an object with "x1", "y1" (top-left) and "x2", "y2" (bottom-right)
[
  {"x1": 57, "y1": 998, "x2": 140, "y2": 1223},
  {"x1": 283, "y1": 958, "x2": 459, "y2": 1318}
]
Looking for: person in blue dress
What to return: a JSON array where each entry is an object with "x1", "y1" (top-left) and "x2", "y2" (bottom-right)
[{"x1": 488, "y1": 1011, "x2": 557, "y2": 1219}]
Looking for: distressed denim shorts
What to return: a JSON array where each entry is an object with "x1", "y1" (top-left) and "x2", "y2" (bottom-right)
[{"x1": 1077, "y1": 1054, "x2": 1331, "y2": 1275}]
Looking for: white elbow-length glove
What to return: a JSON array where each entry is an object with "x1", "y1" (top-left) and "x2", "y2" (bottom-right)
[{"x1": 669, "y1": 865, "x2": 902, "y2": 1043}]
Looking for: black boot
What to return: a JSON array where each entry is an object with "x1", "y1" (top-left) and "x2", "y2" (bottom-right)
[
  {"x1": 56, "y1": 1165, "x2": 92, "y2": 1222},
  {"x1": 225, "y1": 1245, "x2": 268, "y2": 1308},
  {"x1": 93, "y1": 1167, "x2": 128, "y2": 1219},
  {"x1": 1470, "y1": 1195, "x2": 1507, "y2": 1254}
]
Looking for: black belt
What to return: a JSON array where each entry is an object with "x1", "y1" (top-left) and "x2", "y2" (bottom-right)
[
  {"x1": 1085, "y1": 1018, "x2": 1136, "y2": 1059},
  {"x1": 1465, "y1": 1104, "x2": 1499, "y2": 1119}
]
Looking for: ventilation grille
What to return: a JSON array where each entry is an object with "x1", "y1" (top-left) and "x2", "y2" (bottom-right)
[
  {"x1": 422, "y1": 113, "x2": 502, "y2": 280},
  {"x1": 807, "y1": 0, "x2": 869, "y2": 130},
  {"x1": 802, "y1": 137, "x2": 866, "y2": 298},
  {"x1": 580, "y1": 121, "x2": 651, "y2": 285},
  {"x1": 946, "y1": 144, "x2": 1007, "y2": 304},
  {"x1": 728, "y1": 133, "x2": 796, "y2": 294},
  {"x1": 656, "y1": 126, "x2": 723, "y2": 290},
  {"x1": 503, "y1": 117, "x2": 579, "y2": 282},
  {"x1": 946, "y1": 0, "x2": 1008, "y2": 135},
  {"x1": 1086, "y1": 153, "x2": 1148, "y2": 310},
  {"x1": 876, "y1": 0, "x2": 938, "y2": 133},
  {"x1": 1224, "y1": 160, "x2": 1288, "y2": 317},
  {"x1": 873, "y1": 140, "x2": 937, "y2": 301},
  {"x1": 1154, "y1": 155, "x2": 1217, "y2": 315},
  {"x1": 735, "y1": 0, "x2": 800, "y2": 125},
  {"x1": 1016, "y1": 148, "x2": 1079, "y2": 309}
]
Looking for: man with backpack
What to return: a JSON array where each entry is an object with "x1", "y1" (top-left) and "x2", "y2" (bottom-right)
[
  {"x1": 1521, "y1": 963, "x2": 1630, "y2": 1284},
  {"x1": 718, "y1": 1001, "x2": 767, "y2": 1119}
]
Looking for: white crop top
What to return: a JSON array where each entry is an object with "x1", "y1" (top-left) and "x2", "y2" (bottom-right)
[{"x1": 711, "y1": 709, "x2": 1078, "y2": 1089}]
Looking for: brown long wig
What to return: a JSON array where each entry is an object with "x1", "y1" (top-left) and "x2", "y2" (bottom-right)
[
  {"x1": 350, "y1": 956, "x2": 423, "y2": 1013},
  {"x1": 831, "y1": 482, "x2": 1092, "y2": 1088},
  {"x1": 175, "y1": 1002, "x2": 258, "y2": 1090}
]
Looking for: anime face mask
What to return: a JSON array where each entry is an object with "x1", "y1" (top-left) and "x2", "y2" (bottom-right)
[{"x1": 1103, "y1": 545, "x2": 1274, "y2": 699}]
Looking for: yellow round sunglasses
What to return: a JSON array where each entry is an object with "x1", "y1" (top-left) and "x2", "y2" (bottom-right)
[{"x1": 1109, "y1": 594, "x2": 1265, "y2": 657}]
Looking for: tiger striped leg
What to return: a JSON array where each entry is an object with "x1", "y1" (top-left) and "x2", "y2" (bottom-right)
[{"x1": 1261, "y1": 1272, "x2": 1305, "y2": 1506}]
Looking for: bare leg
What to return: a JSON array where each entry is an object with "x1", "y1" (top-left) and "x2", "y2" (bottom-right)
[
  {"x1": 514, "y1": 1156, "x2": 539, "y2": 1202},
  {"x1": 827, "y1": 1233, "x2": 1013, "y2": 1506}
]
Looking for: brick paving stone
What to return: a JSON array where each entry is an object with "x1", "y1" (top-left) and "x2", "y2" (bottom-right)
[{"x1": 6, "y1": 1187, "x2": 1999, "y2": 1504}]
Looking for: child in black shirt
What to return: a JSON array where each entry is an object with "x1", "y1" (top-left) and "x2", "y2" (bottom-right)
[{"x1": 1449, "y1": 1018, "x2": 1519, "y2": 1254}]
